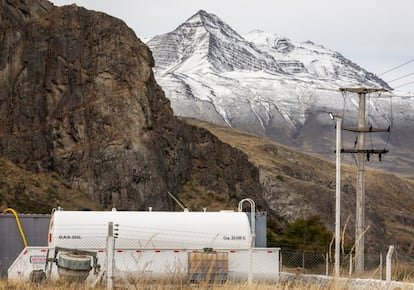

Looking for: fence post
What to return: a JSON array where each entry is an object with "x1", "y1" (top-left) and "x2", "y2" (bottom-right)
[
  {"x1": 386, "y1": 245, "x2": 394, "y2": 283},
  {"x1": 248, "y1": 237, "x2": 253, "y2": 284},
  {"x1": 379, "y1": 252, "x2": 383, "y2": 280},
  {"x1": 302, "y1": 251, "x2": 305, "y2": 273},
  {"x1": 349, "y1": 253, "x2": 352, "y2": 277},
  {"x1": 325, "y1": 252, "x2": 329, "y2": 277},
  {"x1": 107, "y1": 222, "x2": 115, "y2": 290},
  {"x1": 280, "y1": 252, "x2": 283, "y2": 272}
]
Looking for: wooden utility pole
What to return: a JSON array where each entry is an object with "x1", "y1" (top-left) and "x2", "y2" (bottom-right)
[{"x1": 339, "y1": 87, "x2": 389, "y2": 275}]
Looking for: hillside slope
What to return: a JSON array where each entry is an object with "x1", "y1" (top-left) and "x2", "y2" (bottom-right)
[
  {"x1": 184, "y1": 117, "x2": 414, "y2": 252},
  {"x1": 0, "y1": 157, "x2": 97, "y2": 213}
]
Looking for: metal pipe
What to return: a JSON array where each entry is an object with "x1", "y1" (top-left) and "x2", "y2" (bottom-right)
[
  {"x1": 238, "y1": 198, "x2": 255, "y2": 247},
  {"x1": 335, "y1": 116, "x2": 342, "y2": 278},
  {"x1": 238, "y1": 198, "x2": 256, "y2": 284},
  {"x1": 328, "y1": 113, "x2": 342, "y2": 278}
]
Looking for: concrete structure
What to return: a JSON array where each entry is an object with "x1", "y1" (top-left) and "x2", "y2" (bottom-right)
[{"x1": 0, "y1": 214, "x2": 50, "y2": 277}]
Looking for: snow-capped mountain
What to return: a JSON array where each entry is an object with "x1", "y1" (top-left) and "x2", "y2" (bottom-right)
[
  {"x1": 147, "y1": 10, "x2": 414, "y2": 175},
  {"x1": 244, "y1": 30, "x2": 387, "y2": 85},
  {"x1": 149, "y1": 10, "x2": 283, "y2": 74}
]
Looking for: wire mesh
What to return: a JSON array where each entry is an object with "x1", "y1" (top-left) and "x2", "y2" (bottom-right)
[
  {"x1": 279, "y1": 246, "x2": 414, "y2": 283},
  {"x1": 280, "y1": 250, "x2": 328, "y2": 275}
]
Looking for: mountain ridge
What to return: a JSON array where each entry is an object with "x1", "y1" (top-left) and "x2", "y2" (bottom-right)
[
  {"x1": 149, "y1": 10, "x2": 389, "y2": 86},
  {"x1": 152, "y1": 9, "x2": 284, "y2": 75},
  {"x1": 146, "y1": 10, "x2": 414, "y2": 176}
]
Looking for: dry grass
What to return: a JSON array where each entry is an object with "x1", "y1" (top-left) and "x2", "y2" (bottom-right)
[
  {"x1": 393, "y1": 262, "x2": 414, "y2": 282},
  {"x1": 0, "y1": 279, "x2": 365, "y2": 290},
  {"x1": 0, "y1": 157, "x2": 99, "y2": 213},
  {"x1": 3, "y1": 277, "x2": 414, "y2": 290},
  {"x1": 178, "y1": 178, "x2": 237, "y2": 211}
]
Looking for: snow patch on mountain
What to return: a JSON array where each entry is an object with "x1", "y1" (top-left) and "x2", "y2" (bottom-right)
[{"x1": 146, "y1": 10, "x2": 413, "y2": 169}]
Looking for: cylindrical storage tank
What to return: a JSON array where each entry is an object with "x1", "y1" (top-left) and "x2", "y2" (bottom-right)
[{"x1": 48, "y1": 210, "x2": 251, "y2": 250}]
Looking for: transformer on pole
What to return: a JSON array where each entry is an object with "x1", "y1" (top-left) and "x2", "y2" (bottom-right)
[{"x1": 338, "y1": 87, "x2": 389, "y2": 275}]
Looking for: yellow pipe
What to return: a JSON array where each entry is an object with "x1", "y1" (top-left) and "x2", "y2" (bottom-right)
[{"x1": 2, "y1": 208, "x2": 28, "y2": 247}]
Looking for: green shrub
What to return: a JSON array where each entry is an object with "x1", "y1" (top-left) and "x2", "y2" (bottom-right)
[{"x1": 277, "y1": 215, "x2": 333, "y2": 252}]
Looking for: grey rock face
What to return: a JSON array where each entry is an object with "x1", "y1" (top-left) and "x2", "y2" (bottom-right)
[{"x1": 0, "y1": 1, "x2": 262, "y2": 210}]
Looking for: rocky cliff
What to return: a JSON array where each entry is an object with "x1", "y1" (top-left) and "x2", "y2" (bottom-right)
[{"x1": 0, "y1": 0, "x2": 262, "y2": 211}]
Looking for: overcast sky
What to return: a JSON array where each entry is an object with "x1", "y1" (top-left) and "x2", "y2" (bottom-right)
[{"x1": 52, "y1": 0, "x2": 414, "y2": 93}]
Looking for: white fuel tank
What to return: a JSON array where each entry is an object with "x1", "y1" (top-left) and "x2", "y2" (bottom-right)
[{"x1": 48, "y1": 209, "x2": 251, "y2": 250}]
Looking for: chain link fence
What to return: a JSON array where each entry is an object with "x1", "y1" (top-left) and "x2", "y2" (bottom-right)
[
  {"x1": 279, "y1": 247, "x2": 414, "y2": 283},
  {"x1": 9, "y1": 246, "x2": 414, "y2": 287},
  {"x1": 7, "y1": 223, "x2": 414, "y2": 288},
  {"x1": 280, "y1": 250, "x2": 328, "y2": 275},
  {"x1": 8, "y1": 247, "x2": 280, "y2": 286},
  {"x1": 8, "y1": 221, "x2": 280, "y2": 288}
]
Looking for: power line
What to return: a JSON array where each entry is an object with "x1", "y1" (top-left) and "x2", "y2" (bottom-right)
[
  {"x1": 393, "y1": 79, "x2": 414, "y2": 89},
  {"x1": 388, "y1": 72, "x2": 414, "y2": 83},
  {"x1": 378, "y1": 59, "x2": 414, "y2": 76}
]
